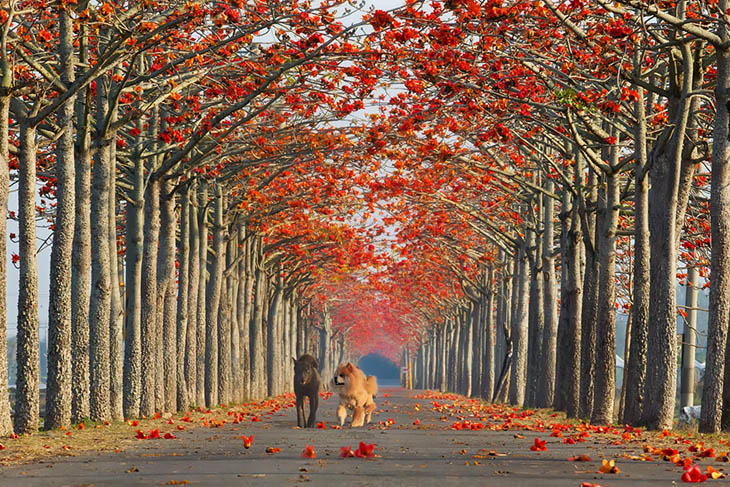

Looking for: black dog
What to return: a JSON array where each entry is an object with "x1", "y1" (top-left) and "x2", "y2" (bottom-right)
[{"x1": 293, "y1": 354, "x2": 321, "y2": 428}]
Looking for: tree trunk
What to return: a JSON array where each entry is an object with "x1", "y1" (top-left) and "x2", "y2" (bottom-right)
[
  {"x1": 158, "y1": 179, "x2": 177, "y2": 412},
  {"x1": 0, "y1": 48, "x2": 13, "y2": 436},
  {"x1": 643, "y1": 45, "x2": 693, "y2": 429},
  {"x1": 250, "y1": 237, "x2": 267, "y2": 398},
  {"x1": 45, "y1": 8, "x2": 75, "y2": 430},
  {"x1": 140, "y1": 175, "x2": 160, "y2": 417},
  {"x1": 196, "y1": 184, "x2": 209, "y2": 406},
  {"x1": 623, "y1": 76, "x2": 651, "y2": 426},
  {"x1": 538, "y1": 180, "x2": 558, "y2": 408},
  {"x1": 88, "y1": 76, "x2": 113, "y2": 422},
  {"x1": 509, "y1": 244, "x2": 529, "y2": 407},
  {"x1": 555, "y1": 189, "x2": 582, "y2": 417},
  {"x1": 108, "y1": 139, "x2": 124, "y2": 420},
  {"x1": 482, "y1": 267, "x2": 495, "y2": 400},
  {"x1": 177, "y1": 185, "x2": 190, "y2": 411},
  {"x1": 229, "y1": 234, "x2": 241, "y2": 403},
  {"x1": 206, "y1": 186, "x2": 225, "y2": 407},
  {"x1": 71, "y1": 28, "x2": 92, "y2": 426},
  {"x1": 592, "y1": 168, "x2": 620, "y2": 425},
  {"x1": 700, "y1": 15, "x2": 730, "y2": 432},
  {"x1": 123, "y1": 126, "x2": 143, "y2": 418},
  {"x1": 579, "y1": 170, "x2": 600, "y2": 419},
  {"x1": 16, "y1": 121, "x2": 40, "y2": 433},
  {"x1": 238, "y1": 227, "x2": 251, "y2": 400},
  {"x1": 186, "y1": 185, "x2": 200, "y2": 405}
]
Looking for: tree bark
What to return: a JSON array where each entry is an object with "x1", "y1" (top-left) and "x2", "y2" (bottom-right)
[
  {"x1": 206, "y1": 186, "x2": 225, "y2": 407},
  {"x1": 579, "y1": 170, "x2": 600, "y2": 419},
  {"x1": 196, "y1": 183, "x2": 208, "y2": 406},
  {"x1": 555, "y1": 189, "x2": 582, "y2": 417},
  {"x1": 16, "y1": 121, "x2": 40, "y2": 433},
  {"x1": 108, "y1": 137, "x2": 124, "y2": 420},
  {"x1": 158, "y1": 179, "x2": 177, "y2": 412},
  {"x1": 250, "y1": 237, "x2": 267, "y2": 399},
  {"x1": 623, "y1": 75, "x2": 651, "y2": 426},
  {"x1": 140, "y1": 174, "x2": 160, "y2": 417},
  {"x1": 186, "y1": 184, "x2": 200, "y2": 405},
  {"x1": 122, "y1": 123, "x2": 143, "y2": 418},
  {"x1": 45, "y1": 7, "x2": 75, "y2": 430},
  {"x1": 88, "y1": 78, "x2": 112, "y2": 422},
  {"x1": 0, "y1": 43, "x2": 13, "y2": 436},
  {"x1": 700, "y1": 9, "x2": 730, "y2": 432},
  {"x1": 643, "y1": 39, "x2": 693, "y2": 430},
  {"x1": 177, "y1": 185, "x2": 190, "y2": 411},
  {"x1": 509, "y1": 244, "x2": 529, "y2": 407},
  {"x1": 71, "y1": 27, "x2": 92, "y2": 426},
  {"x1": 538, "y1": 180, "x2": 558, "y2": 408},
  {"x1": 591, "y1": 168, "x2": 620, "y2": 425}
]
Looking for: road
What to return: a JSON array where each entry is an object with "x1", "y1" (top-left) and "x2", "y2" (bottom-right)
[{"x1": 0, "y1": 387, "x2": 709, "y2": 486}]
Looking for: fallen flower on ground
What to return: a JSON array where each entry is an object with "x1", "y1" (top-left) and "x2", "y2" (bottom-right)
[
  {"x1": 598, "y1": 459, "x2": 620, "y2": 474},
  {"x1": 530, "y1": 438, "x2": 547, "y2": 451}
]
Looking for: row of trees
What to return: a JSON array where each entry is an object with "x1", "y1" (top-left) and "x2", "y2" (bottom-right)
[
  {"x1": 6, "y1": 0, "x2": 730, "y2": 439},
  {"x1": 359, "y1": 0, "x2": 730, "y2": 432},
  {"x1": 1, "y1": 0, "x2": 384, "y2": 436}
]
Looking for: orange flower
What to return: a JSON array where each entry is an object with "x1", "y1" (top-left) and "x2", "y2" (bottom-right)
[
  {"x1": 302, "y1": 444, "x2": 316, "y2": 459},
  {"x1": 241, "y1": 435, "x2": 253, "y2": 449},
  {"x1": 530, "y1": 438, "x2": 547, "y2": 451},
  {"x1": 598, "y1": 459, "x2": 620, "y2": 474}
]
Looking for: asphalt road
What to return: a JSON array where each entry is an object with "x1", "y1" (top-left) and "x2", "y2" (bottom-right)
[{"x1": 0, "y1": 388, "x2": 705, "y2": 486}]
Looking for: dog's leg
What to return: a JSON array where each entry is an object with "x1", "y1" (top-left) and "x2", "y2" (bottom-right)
[
  {"x1": 351, "y1": 406, "x2": 365, "y2": 427},
  {"x1": 364, "y1": 401, "x2": 376, "y2": 424},
  {"x1": 307, "y1": 393, "x2": 319, "y2": 428},
  {"x1": 296, "y1": 395, "x2": 305, "y2": 428},
  {"x1": 336, "y1": 404, "x2": 347, "y2": 427}
]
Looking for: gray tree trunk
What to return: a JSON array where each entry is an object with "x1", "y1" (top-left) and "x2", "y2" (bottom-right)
[
  {"x1": 123, "y1": 125, "x2": 143, "y2": 418},
  {"x1": 643, "y1": 43, "x2": 693, "y2": 429},
  {"x1": 186, "y1": 186, "x2": 200, "y2": 405},
  {"x1": 140, "y1": 175, "x2": 160, "y2": 417},
  {"x1": 700, "y1": 11, "x2": 730, "y2": 432},
  {"x1": 464, "y1": 303, "x2": 474, "y2": 397},
  {"x1": 196, "y1": 184, "x2": 208, "y2": 407},
  {"x1": 45, "y1": 8, "x2": 75, "y2": 430},
  {"x1": 623, "y1": 77, "x2": 651, "y2": 426},
  {"x1": 538, "y1": 180, "x2": 558, "y2": 408},
  {"x1": 482, "y1": 267, "x2": 495, "y2": 400},
  {"x1": 0, "y1": 50, "x2": 13, "y2": 435},
  {"x1": 250, "y1": 238, "x2": 267, "y2": 399},
  {"x1": 206, "y1": 186, "x2": 226, "y2": 407},
  {"x1": 579, "y1": 170, "x2": 600, "y2": 419},
  {"x1": 238, "y1": 227, "x2": 251, "y2": 400},
  {"x1": 555, "y1": 189, "x2": 582, "y2": 417},
  {"x1": 177, "y1": 186, "x2": 190, "y2": 411},
  {"x1": 591, "y1": 168, "x2": 620, "y2": 425},
  {"x1": 71, "y1": 30, "x2": 92, "y2": 426},
  {"x1": 88, "y1": 78, "x2": 112, "y2": 422},
  {"x1": 16, "y1": 121, "x2": 40, "y2": 433},
  {"x1": 108, "y1": 139, "x2": 124, "y2": 420},
  {"x1": 229, "y1": 234, "x2": 242, "y2": 403},
  {"x1": 158, "y1": 179, "x2": 177, "y2": 412},
  {"x1": 509, "y1": 243, "x2": 529, "y2": 407}
]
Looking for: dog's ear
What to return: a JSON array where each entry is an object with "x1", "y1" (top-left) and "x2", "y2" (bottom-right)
[{"x1": 345, "y1": 363, "x2": 354, "y2": 373}]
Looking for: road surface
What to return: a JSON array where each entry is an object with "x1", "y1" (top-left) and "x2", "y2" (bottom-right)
[{"x1": 0, "y1": 388, "x2": 708, "y2": 486}]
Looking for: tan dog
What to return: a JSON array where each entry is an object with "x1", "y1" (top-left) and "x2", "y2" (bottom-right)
[{"x1": 332, "y1": 362, "x2": 378, "y2": 427}]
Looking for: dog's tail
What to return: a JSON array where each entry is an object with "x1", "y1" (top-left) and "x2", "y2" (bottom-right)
[{"x1": 366, "y1": 375, "x2": 378, "y2": 398}]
